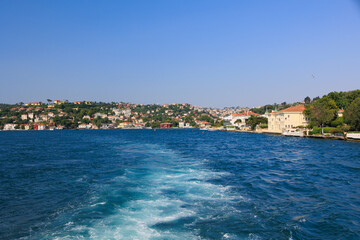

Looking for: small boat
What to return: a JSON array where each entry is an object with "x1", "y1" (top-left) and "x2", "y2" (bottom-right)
[{"x1": 282, "y1": 128, "x2": 304, "y2": 137}]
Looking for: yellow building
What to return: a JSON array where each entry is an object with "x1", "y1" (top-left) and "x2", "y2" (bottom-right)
[
  {"x1": 54, "y1": 100, "x2": 65, "y2": 105},
  {"x1": 268, "y1": 105, "x2": 309, "y2": 133}
]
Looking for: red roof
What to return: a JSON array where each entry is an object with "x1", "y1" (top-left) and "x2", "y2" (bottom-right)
[
  {"x1": 232, "y1": 111, "x2": 258, "y2": 116},
  {"x1": 272, "y1": 105, "x2": 305, "y2": 113}
]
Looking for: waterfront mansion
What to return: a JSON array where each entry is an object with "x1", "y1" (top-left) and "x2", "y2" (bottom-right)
[{"x1": 268, "y1": 105, "x2": 309, "y2": 132}]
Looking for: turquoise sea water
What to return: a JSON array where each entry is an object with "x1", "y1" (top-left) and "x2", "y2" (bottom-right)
[{"x1": 0, "y1": 129, "x2": 360, "y2": 239}]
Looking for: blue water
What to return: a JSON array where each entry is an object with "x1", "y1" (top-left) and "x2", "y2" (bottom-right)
[{"x1": 0, "y1": 130, "x2": 359, "y2": 239}]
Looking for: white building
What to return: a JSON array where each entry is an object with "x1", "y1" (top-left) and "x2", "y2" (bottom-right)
[
  {"x1": 179, "y1": 122, "x2": 185, "y2": 128},
  {"x1": 40, "y1": 114, "x2": 49, "y2": 121},
  {"x1": 123, "y1": 109, "x2": 131, "y2": 118},
  {"x1": 108, "y1": 115, "x2": 120, "y2": 122},
  {"x1": 222, "y1": 115, "x2": 233, "y2": 126},
  {"x1": 134, "y1": 123, "x2": 145, "y2": 129},
  {"x1": 78, "y1": 123, "x2": 92, "y2": 129},
  {"x1": 118, "y1": 122, "x2": 132, "y2": 128},
  {"x1": 21, "y1": 114, "x2": 28, "y2": 120},
  {"x1": 94, "y1": 113, "x2": 108, "y2": 119},
  {"x1": 3, "y1": 124, "x2": 17, "y2": 130},
  {"x1": 231, "y1": 111, "x2": 258, "y2": 128},
  {"x1": 113, "y1": 109, "x2": 122, "y2": 116},
  {"x1": 37, "y1": 124, "x2": 46, "y2": 130}
]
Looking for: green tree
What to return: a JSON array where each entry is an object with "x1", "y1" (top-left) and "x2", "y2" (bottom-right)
[
  {"x1": 304, "y1": 96, "x2": 311, "y2": 104},
  {"x1": 304, "y1": 96, "x2": 338, "y2": 133},
  {"x1": 312, "y1": 96, "x2": 320, "y2": 102},
  {"x1": 234, "y1": 119, "x2": 242, "y2": 125},
  {"x1": 330, "y1": 117, "x2": 343, "y2": 128},
  {"x1": 344, "y1": 97, "x2": 360, "y2": 130},
  {"x1": 198, "y1": 115, "x2": 214, "y2": 123},
  {"x1": 246, "y1": 116, "x2": 268, "y2": 130},
  {"x1": 326, "y1": 90, "x2": 360, "y2": 110}
]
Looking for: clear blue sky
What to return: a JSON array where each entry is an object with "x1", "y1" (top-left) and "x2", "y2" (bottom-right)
[{"x1": 1, "y1": 0, "x2": 359, "y2": 108}]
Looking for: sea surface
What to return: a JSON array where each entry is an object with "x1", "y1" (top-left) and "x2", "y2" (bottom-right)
[{"x1": 0, "y1": 129, "x2": 359, "y2": 239}]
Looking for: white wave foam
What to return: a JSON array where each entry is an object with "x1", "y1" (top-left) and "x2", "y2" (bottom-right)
[
  {"x1": 89, "y1": 202, "x2": 106, "y2": 207},
  {"x1": 34, "y1": 143, "x2": 246, "y2": 240}
]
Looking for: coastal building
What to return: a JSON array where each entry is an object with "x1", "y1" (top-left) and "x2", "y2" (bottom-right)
[
  {"x1": 222, "y1": 115, "x2": 233, "y2": 126},
  {"x1": 21, "y1": 114, "x2": 28, "y2": 120},
  {"x1": 268, "y1": 105, "x2": 309, "y2": 133},
  {"x1": 118, "y1": 122, "x2": 132, "y2": 128},
  {"x1": 185, "y1": 122, "x2": 191, "y2": 128},
  {"x1": 37, "y1": 124, "x2": 46, "y2": 130},
  {"x1": 134, "y1": 123, "x2": 145, "y2": 129},
  {"x1": 179, "y1": 122, "x2": 185, "y2": 128},
  {"x1": 100, "y1": 123, "x2": 114, "y2": 129},
  {"x1": 160, "y1": 123, "x2": 172, "y2": 128},
  {"x1": 78, "y1": 123, "x2": 92, "y2": 129},
  {"x1": 199, "y1": 121, "x2": 212, "y2": 128},
  {"x1": 3, "y1": 124, "x2": 17, "y2": 130},
  {"x1": 231, "y1": 111, "x2": 258, "y2": 128}
]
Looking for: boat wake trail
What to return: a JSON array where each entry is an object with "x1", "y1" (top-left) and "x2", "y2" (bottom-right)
[{"x1": 31, "y1": 143, "x2": 245, "y2": 240}]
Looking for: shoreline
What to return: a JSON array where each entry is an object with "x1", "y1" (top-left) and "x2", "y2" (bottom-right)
[{"x1": 1, "y1": 128, "x2": 359, "y2": 142}]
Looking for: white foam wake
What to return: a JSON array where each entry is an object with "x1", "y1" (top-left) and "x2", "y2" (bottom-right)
[{"x1": 32, "y1": 143, "x2": 245, "y2": 240}]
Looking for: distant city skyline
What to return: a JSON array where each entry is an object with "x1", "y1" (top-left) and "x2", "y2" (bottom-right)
[{"x1": 1, "y1": 0, "x2": 359, "y2": 108}]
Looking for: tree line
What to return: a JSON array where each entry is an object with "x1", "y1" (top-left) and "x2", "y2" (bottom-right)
[{"x1": 304, "y1": 90, "x2": 360, "y2": 131}]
